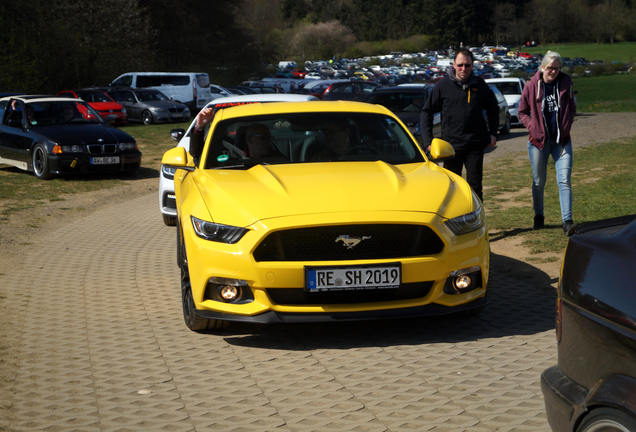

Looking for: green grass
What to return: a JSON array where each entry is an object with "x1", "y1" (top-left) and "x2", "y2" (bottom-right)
[
  {"x1": 524, "y1": 42, "x2": 636, "y2": 64},
  {"x1": 573, "y1": 73, "x2": 636, "y2": 112},
  {"x1": 0, "y1": 120, "x2": 190, "y2": 220},
  {"x1": 484, "y1": 136, "x2": 636, "y2": 258}
]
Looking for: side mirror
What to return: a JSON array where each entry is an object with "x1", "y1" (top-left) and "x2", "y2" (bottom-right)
[
  {"x1": 161, "y1": 146, "x2": 195, "y2": 171},
  {"x1": 170, "y1": 128, "x2": 186, "y2": 142},
  {"x1": 429, "y1": 138, "x2": 455, "y2": 161}
]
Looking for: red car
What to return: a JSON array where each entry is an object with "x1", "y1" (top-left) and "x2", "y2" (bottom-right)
[{"x1": 56, "y1": 89, "x2": 127, "y2": 125}]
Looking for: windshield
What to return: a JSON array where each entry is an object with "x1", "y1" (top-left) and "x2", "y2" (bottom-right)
[
  {"x1": 77, "y1": 90, "x2": 112, "y2": 103},
  {"x1": 137, "y1": 90, "x2": 169, "y2": 102},
  {"x1": 204, "y1": 112, "x2": 425, "y2": 169},
  {"x1": 27, "y1": 101, "x2": 103, "y2": 126},
  {"x1": 494, "y1": 82, "x2": 521, "y2": 95},
  {"x1": 371, "y1": 91, "x2": 429, "y2": 113}
]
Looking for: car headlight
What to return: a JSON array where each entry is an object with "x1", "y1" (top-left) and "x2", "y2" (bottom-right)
[
  {"x1": 121, "y1": 107, "x2": 127, "y2": 115},
  {"x1": 444, "y1": 193, "x2": 485, "y2": 235},
  {"x1": 161, "y1": 164, "x2": 176, "y2": 179},
  {"x1": 118, "y1": 142, "x2": 137, "y2": 151},
  {"x1": 60, "y1": 144, "x2": 83, "y2": 153},
  {"x1": 191, "y1": 216, "x2": 248, "y2": 244}
]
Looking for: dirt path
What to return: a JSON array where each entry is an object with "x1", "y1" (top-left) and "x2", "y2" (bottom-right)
[{"x1": 1, "y1": 112, "x2": 635, "y2": 281}]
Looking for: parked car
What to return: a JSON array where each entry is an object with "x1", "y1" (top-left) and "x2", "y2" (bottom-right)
[
  {"x1": 365, "y1": 84, "x2": 440, "y2": 144},
  {"x1": 161, "y1": 100, "x2": 490, "y2": 331},
  {"x1": 107, "y1": 87, "x2": 191, "y2": 125},
  {"x1": 485, "y1": 77, "x2": 526, "y2": 126},
  {"x1": 541, "y1": 214, "x2": 636, "y2": 432},
  {"x1": 57, "y1": 88, "x2": 127, "y2": 125},
  {"x1": 0, "y1": 95, "x2": 140, "y2": 179},
  {"x1": 320, "y1": 80, "x2": 382, "y2": 101},
  {"x1": 109, "y1": 72, "x2": 213, "y2": 111},
  {"x1": 158, "y1": 93, "x2": 318, "y2": 226},
  {"x1": 487, "y1": 84, "x2": 511, "y2": 135}
]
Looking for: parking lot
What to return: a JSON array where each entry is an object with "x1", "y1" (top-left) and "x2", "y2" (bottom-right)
[
  {"x1": 2, "y1": 112, "x2": 636, "y2": 431},
  {"x1": 0, "y1": 190, "x2": 557, "y2": 432}
]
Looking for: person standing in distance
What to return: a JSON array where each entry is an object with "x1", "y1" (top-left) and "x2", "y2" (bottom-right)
[
  {"x1": 421, "y1": 47, "x2": 499, "y2": 202},
  {"x1": 518, "y1": 50, "x2": 576, "y2": 235}
]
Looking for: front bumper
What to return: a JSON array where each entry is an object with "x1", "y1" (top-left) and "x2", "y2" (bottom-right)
[
  {"x1": 48, "y1": 151, "x2": 141, "y2": 175},
  {"x1": 183, "y1": 211, "x2": 490, "y2": 321},
  {"x1": 195, "y1": 296, "x2": 487, "y2": 323},
  {"x1": 541, "y1": 365, "x2": 588, "y2": 432},
  {"x1": 158, "y1": 167, "x2": 176, "y2": 217}
]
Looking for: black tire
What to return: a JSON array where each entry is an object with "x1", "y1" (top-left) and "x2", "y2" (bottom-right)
[
  {"x1": 163, "y1": 213, "x2": 177, "y2": 226},
  {"x1": 576, "y1": 407, "x2": 636, "y2": 432},
  {"x1": 141, "y1": 110, "x2": 153, "y2": 125},
  {"x1": 501, "y1": 114, "x2": 511, "y2": 135},
  {"x1": 178, "y1": 224, "x2": 228, "y2": 332},
  {"x1": 32, "y1": 144, "x2": 52, "y2": 180}
]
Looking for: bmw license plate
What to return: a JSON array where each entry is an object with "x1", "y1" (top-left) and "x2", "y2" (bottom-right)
[
  {"x1": 305, "y1": 264, "x2": 401, "y2": 292},
  {"x1": 90, "y1": 156, "x2": 120, "y2": 165}
]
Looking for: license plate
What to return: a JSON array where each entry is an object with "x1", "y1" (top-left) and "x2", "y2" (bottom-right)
[
  {"x1": 305, "y1": 264, "x2": 401, "y2": 292},
  {"x1": 90, "y1": 156, "x2": 120, "y2": 165}
]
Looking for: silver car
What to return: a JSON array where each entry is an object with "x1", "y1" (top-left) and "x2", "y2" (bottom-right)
[{"x1": 108, "y1": 88, "x2": 191, "y2": 125}]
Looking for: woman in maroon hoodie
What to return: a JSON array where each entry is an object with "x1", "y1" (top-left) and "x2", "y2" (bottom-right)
[{"x1": 519, "y1": 50, "x2": 576, "y2": 235}]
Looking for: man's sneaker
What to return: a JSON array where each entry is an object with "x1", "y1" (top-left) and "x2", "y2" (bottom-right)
[
  {"x1": 563, "y1": 220, "x2": 575, "y2": 236},
  {"x1": 533, "y1": 215, "x2": 544, "y2": 229}
]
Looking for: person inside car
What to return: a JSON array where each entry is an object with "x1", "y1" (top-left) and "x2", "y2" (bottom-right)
[{"x1": 242, "y1": 123, "x2": 285, "y2": 162}]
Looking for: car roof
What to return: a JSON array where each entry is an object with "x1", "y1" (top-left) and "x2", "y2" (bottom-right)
[
  {"x1": 372, "y1": 86, "x2": 429, "y2": 93},
  {"x1": 484, "y1": 78, "x2": 523, "y2": 83},
  {"x1": 0, "y1": 95, "x2": 82, "y2": 103},
  {"x1": 204, "y1": 93, "x2": 318, "y2": 109},
  {"x1": 214, "y1": 100, "x2": 393, "y2": 120}
]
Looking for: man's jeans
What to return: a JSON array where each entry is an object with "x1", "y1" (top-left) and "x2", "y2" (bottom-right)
[{"x1": 527, "y1": 140, "x2": 572, "y2": 222}]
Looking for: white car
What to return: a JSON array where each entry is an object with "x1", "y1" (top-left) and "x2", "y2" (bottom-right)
[
  {"x1": 485, "y1": 77, "x2": 526, "y2": 126},
  {"x1": 159, "y1": 93, "x2": 318, "y2": 225}
]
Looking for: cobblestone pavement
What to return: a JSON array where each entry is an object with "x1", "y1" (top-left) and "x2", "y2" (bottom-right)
[{"x1": 0, "y1": 190, "x2": 557, "y2": 432}]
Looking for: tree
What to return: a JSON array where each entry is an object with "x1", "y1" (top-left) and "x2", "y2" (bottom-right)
[{"x1": 290, "y1": 20, "x2": 356, "y2": 60}]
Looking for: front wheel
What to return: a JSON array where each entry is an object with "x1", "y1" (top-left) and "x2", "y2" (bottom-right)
[
  {"x1": 178, "y1": 224, "x2": 228, "y2": 332},
  {"x1": 32, "y1": 144, "x2": 52, "y2": 180},
  {"x1": 141, "y1": 110, "x2": 153, "y2": 125},
  {"x1": 576, "y1": 407, "x2": 636, "y2": 432}
]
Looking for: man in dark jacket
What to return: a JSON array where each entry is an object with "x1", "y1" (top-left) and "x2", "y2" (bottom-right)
[{"x1": 421, "y1": 48, "x2": 499, "y2": 201}]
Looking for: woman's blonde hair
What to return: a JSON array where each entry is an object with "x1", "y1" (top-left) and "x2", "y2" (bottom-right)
[{"x1": 541, "y1": 50, "x2": 562, "y2": 68}]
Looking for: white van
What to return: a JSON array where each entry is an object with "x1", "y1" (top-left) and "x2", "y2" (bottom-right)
[{"x1": 110, "y1": 72, "x2": 213, "y2": 111}]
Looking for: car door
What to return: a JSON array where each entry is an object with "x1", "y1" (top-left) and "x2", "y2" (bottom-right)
[
  {"x1": 0, "y1": 100, "x2": 35, "y2": 170},
  {"x1": 111, "y1": 90, "x2": 139, "y2": 121}
]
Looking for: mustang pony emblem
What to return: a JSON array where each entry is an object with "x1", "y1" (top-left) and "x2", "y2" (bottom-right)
[{"x1": 335, "y1": 235, "x2": 372, "y2": 249}]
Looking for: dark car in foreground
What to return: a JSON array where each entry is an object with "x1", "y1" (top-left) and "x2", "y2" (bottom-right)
[
  {"x1": 541, "y1": 214, "x2": 636, "y2": 432},
  {"x1": 108, "y1": 87, "x2": 190, "y2": 125},
  {"x1": 0, "y1": 95, "x2": 140, "y2": 179}
]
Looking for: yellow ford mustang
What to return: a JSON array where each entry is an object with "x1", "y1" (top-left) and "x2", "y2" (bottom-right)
[{"x1": 162, "y1": 101, "x2": 489, "y2": 331}]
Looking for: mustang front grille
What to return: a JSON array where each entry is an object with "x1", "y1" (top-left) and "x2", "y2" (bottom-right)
[
  {"x1": 265, "y1": 281, "x2": 434, "y2": 305},
  {"x1": 253, "y1": 224, "x2": 444, "y2": 262}
]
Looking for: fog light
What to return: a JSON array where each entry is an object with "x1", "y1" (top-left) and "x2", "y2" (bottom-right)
[
  {"x1": 453, "y1": 274, "x2": 472, "y2": 290},
  {"x1": 444, "y1": 266, "x2": 482, "y2": 294},
  {"x1": 220, "y1": 285, "x2": 239, "y2": 301},
  {"x1": 204, "y1": 277, "x2": 254, "y2": 304}
]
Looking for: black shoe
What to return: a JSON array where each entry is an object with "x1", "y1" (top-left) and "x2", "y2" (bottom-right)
[
  {"x1": 533, "y1": 215, "x2": 544, "y2": 229},
  {"x1": 563, "y1": 220, "x2": 575, "y2": 236}
]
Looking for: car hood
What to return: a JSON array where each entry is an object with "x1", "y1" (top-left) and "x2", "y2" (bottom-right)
[
  {"x1": 33, "y1": 124, "x2": 134, "y2": 144},
  {"x1": 89, "y1": 102, "x2": 123, "y2": 110},
  {"x1": 192, "y1": 161, "x2": 471, "y2": 227}
]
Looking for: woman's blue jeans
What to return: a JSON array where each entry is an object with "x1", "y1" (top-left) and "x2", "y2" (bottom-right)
[{"x1": 527, "y1": 140, "x2": 572, "y2": 222}]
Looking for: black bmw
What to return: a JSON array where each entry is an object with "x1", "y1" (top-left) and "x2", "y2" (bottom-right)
[
  {"x1": 541, "y1": 214, "x2": 636, "y2": 432},
  {"x1": 0, "y1": 95, "x2": 141, "y2": 179}
]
